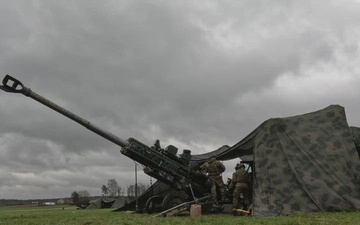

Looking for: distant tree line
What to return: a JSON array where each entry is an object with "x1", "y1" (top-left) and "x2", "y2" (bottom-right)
[
  {"x1": 70, "y1": 178, "x2": 150, "y2": 206},
  {"x1": 101, "y1": 178, "x2": 150, "y2": 197}
]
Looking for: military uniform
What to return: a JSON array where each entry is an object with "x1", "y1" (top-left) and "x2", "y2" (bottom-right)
[
  {"x1": 230, "y1": 164, "x2": 250, "y2": 209},
  {"x1": 200, "y1": 157, "x2": 226, "y2": 204}
]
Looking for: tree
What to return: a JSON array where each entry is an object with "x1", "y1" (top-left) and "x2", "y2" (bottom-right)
[
  {"x1": 78, "y1": 190, "x2": 90, "y2": 206},
  {"x1": 127, "y1": 184, "x2": 135, "y2": 197},
  {"x1": 101, "y1": 179, "x2": 123, "y2": 197},
  {"x1": 71, "y1": 190, "x2": 90, "y2": 207},
  {"x1": 125, "y1": 183, "x2": 149, "y2": 196},
  {"x1": 101, "y1": 185, "x2": 109, "y2": 196},
  {"x1": 107, "y1": 179, "x2": 119, "y2": 196},
  {"x1": 78, "y1": 189, "x2": 90, "y2": 200},
  {"x1": 71, "y1": 191, "x2": 79, "y2": 205},
  {"x1": 117, "y1": 186, "x2": 122, "y2": 196}
]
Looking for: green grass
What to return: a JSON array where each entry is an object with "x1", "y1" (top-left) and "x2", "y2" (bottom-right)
[{"x1": 0, "y1": 205, "x2": 360, "y2": 225}]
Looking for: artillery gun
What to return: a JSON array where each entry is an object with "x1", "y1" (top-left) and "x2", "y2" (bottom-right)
[{"x1": 0, "y1": 75, "x2": 227, "y2": 213}]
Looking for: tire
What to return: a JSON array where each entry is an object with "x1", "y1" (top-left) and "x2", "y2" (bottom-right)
[
  {"x1": 161, "y1": 193, "x2": 185, "y2": 211},
  {"x1": 145, "y1": 196, "x2": 163, "y2": 214}
]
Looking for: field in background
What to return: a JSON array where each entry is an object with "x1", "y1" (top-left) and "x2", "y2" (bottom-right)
[{"x1": 1, "y1": 205, "x2": 360, "y2": 225}]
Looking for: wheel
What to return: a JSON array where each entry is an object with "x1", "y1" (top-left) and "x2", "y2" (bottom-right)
[
  {"x1": 161, "y1": 193, "x2": 185, "y2": 211},
  {"x1": 145, "y1": 196, "x2": 163, "y2": 214}
]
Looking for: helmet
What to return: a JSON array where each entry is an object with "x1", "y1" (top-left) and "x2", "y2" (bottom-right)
[{"x1": 235, "y1": 162, "x2": 246, "y2": 170}]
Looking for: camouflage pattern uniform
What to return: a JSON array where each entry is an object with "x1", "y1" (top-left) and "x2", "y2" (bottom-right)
[
  {"x1": 230, "y1": 163, "x2": 250, "y2": 209},
  {"x1": 200, "y1": 157, "x2": 226, "y2": 204}
]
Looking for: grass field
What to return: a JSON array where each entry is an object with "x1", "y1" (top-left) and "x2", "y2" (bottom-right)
[{"x1": 1, "y1": 205, "x2": 360, "y2": 225}]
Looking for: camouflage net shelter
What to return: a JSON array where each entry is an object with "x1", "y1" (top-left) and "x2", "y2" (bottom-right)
[
  {"x1": 350, "y1": 126, "x2": 360, "y2": 158},
  {"x1": 221, "y1": 104, "x2": 360, "y2": 216},
  {"x1": 86, "y1": 197, "x2": 133, "y2": 209}
]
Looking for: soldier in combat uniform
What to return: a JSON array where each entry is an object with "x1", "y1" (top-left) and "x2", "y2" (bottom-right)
[
  {"x1": 200, "y1": 156, "x2": 226, "y2": 205},
  {"x1": 230, "y1": 162, "x2": 250, "y2": 210}
]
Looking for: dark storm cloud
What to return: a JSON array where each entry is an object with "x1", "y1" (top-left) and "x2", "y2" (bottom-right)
[{"x1": 1, "y1": 0, "x2": 360, "y2": 199}]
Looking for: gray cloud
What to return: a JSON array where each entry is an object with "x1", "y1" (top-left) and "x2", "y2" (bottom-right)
[{"x1": 1, "y1": 0, "x2": 360, "y2": 199}]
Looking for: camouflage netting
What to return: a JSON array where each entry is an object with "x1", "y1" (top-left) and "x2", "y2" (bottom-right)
[
  {"x1": 350, "y1": 126, "x2": 360, "y2": 158},
  {"x1": 252, "y1": 105, "x2": 360, "y2": 216},
  {"x1": 86, "y1": 197, "x2": 133, "y2": 209}
]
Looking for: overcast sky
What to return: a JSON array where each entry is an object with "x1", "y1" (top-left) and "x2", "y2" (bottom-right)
[{"x1": 1, "y1": 0, "x2": 360, "y2": 199}]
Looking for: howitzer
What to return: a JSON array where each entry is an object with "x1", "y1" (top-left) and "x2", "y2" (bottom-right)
[{"x1": 0, "y1": 75, "x2": 212, "y2": 211}]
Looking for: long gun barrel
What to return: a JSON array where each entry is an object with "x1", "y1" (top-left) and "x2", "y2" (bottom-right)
[
  {"x1": 0, "y1": 75, "x2": 207, "y2": 193},
  {"x1": 0, "y1": 75, "x2": 129, "y2": 148}
]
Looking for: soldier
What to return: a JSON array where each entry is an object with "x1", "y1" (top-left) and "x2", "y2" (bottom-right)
[
  {"x1": 200, "y1": 155, "x2": 226, "y2": 205},
  {"x1": 230, "y1": 162, "x2": 250, "y2": 210}
]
